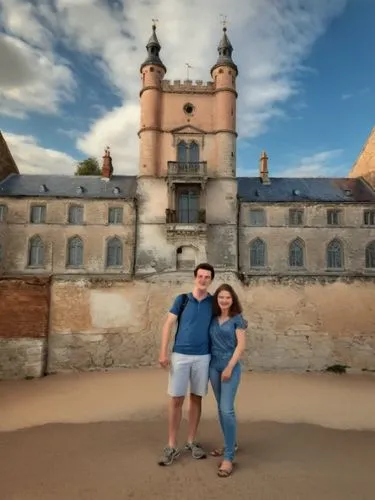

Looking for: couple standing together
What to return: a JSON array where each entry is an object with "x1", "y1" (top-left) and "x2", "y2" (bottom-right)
[{"x1": 158, "y1": 263, "x2": 247, "y2": 477}]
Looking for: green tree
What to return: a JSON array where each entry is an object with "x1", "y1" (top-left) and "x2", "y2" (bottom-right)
[{"x1": 74, "y1": 157, "x2": 101, "y2": 176}]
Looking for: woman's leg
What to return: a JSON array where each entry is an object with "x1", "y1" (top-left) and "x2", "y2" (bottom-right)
[
  {"x1": 209, "y1": 364, "x2": 225, "y2": 446},
  {"x1": 218, "y1": 363, "x2": 241, "y2": 470}
]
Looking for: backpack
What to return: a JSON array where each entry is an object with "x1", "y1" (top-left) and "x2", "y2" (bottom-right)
[{"x1": 176, "y1": 293, "x2": 189, "y2": 335}]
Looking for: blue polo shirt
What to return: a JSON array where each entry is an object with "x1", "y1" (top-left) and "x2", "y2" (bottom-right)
[{"x1": 170, "y1": 293, "x2": 213, "y2": 355}]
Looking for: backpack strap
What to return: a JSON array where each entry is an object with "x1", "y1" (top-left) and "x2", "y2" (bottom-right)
[{"x1": 176, "y1": 293, "x2": 189, "y2": 334}]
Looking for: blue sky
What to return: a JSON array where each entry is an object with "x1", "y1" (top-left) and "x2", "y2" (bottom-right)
[{"x1": 0, "y1": 0, "x2": 374, "y2": 177}]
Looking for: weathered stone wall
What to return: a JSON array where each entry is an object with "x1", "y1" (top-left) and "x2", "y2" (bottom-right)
[
  {"x1": 0, "y1": 197, "x2": 135, "y2": 275},
  {"x1": 45, "y1": 275, "x2": 375, "y2": 376},
  {"x1": 239, "y1": 202, "x2": 375, "y2": 274},
  {"x1": 0, "y1": 277, "x2": 50, "y2": 378}
]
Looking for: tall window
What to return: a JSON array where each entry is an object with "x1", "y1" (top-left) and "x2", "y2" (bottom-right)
[
  {"x1": 176, "y1": 186, "x2": 200, "y2": 223},
  {"x1": 0, "y1": 243, "x2": 3, "y2": 262},
  {"x1": 289, "y1": 238, "x2": 304, "y2": 267},
  {"x1": 250, "y1": 238, "x2": 266, "y2": 267},
  {"x1": 365, "y1": 241, "x2": 375, "y2": 269},
  {"x1": 177, "y1": 141, "x2": 200, "y2": 163},
  {"x1": 67, "y1": 236, "x2": 83, "y2": 267},
  {"x1": 327, "y1": 239, "x2": 343, "y2": 269},
  {"x1": 30, "y1": 205, "x2": 46, "y2": 224},
  {"x1": 108, "y1": 207, "x2": 123, "y2": 224},
  {"x1": 106, "y1": 237, "x2": 123, "y2": 267},
  {"x1": 28, "y1": 236, "x2": 44, "y2": 267},
  {"x1": 68, "y1": 205, "x2": 83, "y2": 225}
]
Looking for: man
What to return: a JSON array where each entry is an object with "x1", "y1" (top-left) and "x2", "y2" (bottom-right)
[{"x1": 158, "y1": 262, "x2": 215, "y2": 466}]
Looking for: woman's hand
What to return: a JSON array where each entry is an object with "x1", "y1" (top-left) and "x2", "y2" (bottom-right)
[{"x1": 221, "y1": 366, "x2": 233, "y2": 382}]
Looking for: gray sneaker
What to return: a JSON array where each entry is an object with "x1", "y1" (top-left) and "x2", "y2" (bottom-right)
[
  {"x1": 157, "y1": 446, "x2": 180, "y2": 466},
  {"x1": 184, "y1": 442, "x2": 207, "y2": 459}
]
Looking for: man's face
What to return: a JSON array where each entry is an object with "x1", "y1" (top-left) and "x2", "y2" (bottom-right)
[{"x1": 194, "y1": 268, "x2": 212, "y2": 291}]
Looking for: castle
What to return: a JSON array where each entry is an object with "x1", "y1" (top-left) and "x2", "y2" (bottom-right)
[
  {"x1": 1, "y1": 26, "x2": 375, "y2": 379},
  {"x1": 1, "y1": 25, "x2": 375, "y2": 279}
]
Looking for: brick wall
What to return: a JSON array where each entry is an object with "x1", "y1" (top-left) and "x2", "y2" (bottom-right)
[{"x1": 0, "y1": 277, "x2": 50, "y2": 338}]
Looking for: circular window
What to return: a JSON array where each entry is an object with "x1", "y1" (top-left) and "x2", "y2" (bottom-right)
[{"x1": 183, "y1": 103, "x2": 194, "y2": 115}]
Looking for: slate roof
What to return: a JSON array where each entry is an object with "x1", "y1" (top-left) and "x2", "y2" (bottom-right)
[
  {"x1": 0, "y1": 174, "x2": 137, "y2": 199},
  {"x1": 237, "y1": 177, "x2": 375, "y2": 203}
]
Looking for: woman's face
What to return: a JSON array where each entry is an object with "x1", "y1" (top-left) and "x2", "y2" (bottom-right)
[{"x1": 217, "y1": 290, "x2": 233, "y2": 312}]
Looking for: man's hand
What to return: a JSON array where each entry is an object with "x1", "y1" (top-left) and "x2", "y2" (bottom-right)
[
  {"x1": 221, "y1": 366, "x2": 233, "y2": 382},
  {"x1": 159, "y1": 352, "x2": 169, "y2": 369}
]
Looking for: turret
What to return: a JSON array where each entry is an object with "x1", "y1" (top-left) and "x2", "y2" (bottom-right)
[
  {"x1": 211, "y1": 27, "x2": 238, "y2": 177},
  {"x1": 139, "y1": 24, "x2": 166, "y2": 177}
]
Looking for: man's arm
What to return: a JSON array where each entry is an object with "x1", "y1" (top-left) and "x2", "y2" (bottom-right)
[{"x1": 159, "y1": 312, "x2": 177, "y2": 368}]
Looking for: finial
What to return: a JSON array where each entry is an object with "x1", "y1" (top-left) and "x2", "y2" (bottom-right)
[
  {"x1": 104, "y1": 145, "x2": 110, "y2": 156},
  {"x1": 220, "y1": 13, "x2": 228, "y2": 31},
  {"x1": 152, "y1": 18, "x2": 159, "y2": 30}
]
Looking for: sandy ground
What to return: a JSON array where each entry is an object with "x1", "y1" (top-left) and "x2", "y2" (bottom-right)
[{"x1": 1, "y1": 369, "x2": 375, "y2": 499}]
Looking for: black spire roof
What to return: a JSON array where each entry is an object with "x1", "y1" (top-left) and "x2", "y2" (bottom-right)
[
  {"x1": 140, "y1": 24, "x2": 166, "y2": 73},
  {"x1": 211, "y1": 27, "x2": 238, "y2": 75}
]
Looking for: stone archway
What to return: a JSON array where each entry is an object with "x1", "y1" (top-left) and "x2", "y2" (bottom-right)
[{"x1": 176, "y1": 245, "x2": 198, "y2": 270}]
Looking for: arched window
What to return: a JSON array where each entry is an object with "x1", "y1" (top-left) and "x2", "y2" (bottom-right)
[
  {"x1": 28, "y1": 236, "x2": 44, "y2": 267},
  {"x1": 289, "y1": 238, "x2": 304, "y2": 267},
  {"x1": 176, "y1": 141, "x2": 200, "y2": 164},
  {"x1": 327, "y1": 239, "x2": 343, "y2": 269},
  {"x1": 106, "y1": 237, "x2": 123, "y2": 267},
  {"x1": 67, "y1": 236, "x2": 83, "y2": 267},
  {"x1": 250, "y1": 238, "x2": 266, "y2": 267},
  {"x1": 365, "y1": 241, "x2": 375, "y2": 269}
]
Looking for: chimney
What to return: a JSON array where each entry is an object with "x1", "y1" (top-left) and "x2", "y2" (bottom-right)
[
  {"x1": 101, "y1": 146, "x2": 113, "y2": 179},
  {"x1": 260, "y1": 150, "x2": 270, "y2": 184}
]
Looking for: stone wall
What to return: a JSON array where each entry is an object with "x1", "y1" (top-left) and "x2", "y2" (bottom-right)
[
  {"x1": 1, "y1": 274, "x2": 375, "y2": 380},
  {"x1": 0, "y1": 277, "x2": 50, "y2": 378},
  {"x1": 46, "y1": 275, "x2": 375, "y2": 376}
]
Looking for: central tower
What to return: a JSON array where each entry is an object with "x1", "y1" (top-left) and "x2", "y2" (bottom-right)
[{"x1": 136, "y1": 25, "x2": 239, "y2": 275}]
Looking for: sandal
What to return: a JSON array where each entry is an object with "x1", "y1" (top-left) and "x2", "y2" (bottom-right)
[
  {"x1": 210, "y1": 444, "x2": 239, "y2": 457},
  {"x1": 217, "y1": 465, "x2": 233, "y2": 478}
]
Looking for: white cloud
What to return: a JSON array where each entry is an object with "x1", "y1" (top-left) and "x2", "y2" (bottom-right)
[
  {"x1": 0, "y1": 0, "x2": 348, "y2": 173},
  {"x1": 2, "y1": 132, "x2": 76, "y2": 174},
  {"x1": 280, "y1": 149, "x2": 345, "y2": 177}
]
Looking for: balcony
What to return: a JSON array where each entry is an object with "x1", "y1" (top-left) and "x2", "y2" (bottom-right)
[
  {"x1": 165, "y1": 209, "x2": 207, "y2": 240},
  {"x1": 167, "y1": 161, "x2": 207, "y2": 178}
]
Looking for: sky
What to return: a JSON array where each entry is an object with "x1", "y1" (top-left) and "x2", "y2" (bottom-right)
[{"x1": 0, "y1": 0, "x2": 374, "y2": 178}]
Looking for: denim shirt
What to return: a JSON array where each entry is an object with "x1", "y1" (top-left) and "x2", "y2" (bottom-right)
[{"x1": 209, "y1": 314, "x2": 247, "y2": 361}]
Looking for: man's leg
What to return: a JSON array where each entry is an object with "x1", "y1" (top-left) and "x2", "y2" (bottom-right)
[
  {"x1": 158, "y1": 353, "x2": 190, "y2": 466},
  {"x1": 185, "y1": 354, "x2": 210, "y2": 459}
]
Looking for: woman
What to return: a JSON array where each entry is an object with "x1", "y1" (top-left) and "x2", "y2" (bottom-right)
[{"x1": 209, "y1": 283, "x2": 247, "y2": 478}]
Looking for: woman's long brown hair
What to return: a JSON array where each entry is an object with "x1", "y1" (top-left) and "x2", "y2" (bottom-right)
[{"x1": 212, "y1": 284, "x2": 243, "y2": 317}]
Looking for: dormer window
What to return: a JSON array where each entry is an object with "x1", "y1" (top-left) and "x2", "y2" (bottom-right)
[{"x1": 76, "y1": 186, "x2": 84, "y2": 194}]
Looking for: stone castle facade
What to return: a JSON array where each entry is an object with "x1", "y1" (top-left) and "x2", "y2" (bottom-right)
[
  {"x1": 1, "y1": 26, "x2": 375, "y2": 279},
  {"x1": 1, "y1": 26, "x2": 375, "y2": 278},
  {"x1": 1, "y1": 26, "x2": 375, "y2": 379}
]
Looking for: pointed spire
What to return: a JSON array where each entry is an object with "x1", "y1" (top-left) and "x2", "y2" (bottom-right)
[
  {"x1": 101, "y1": 146, "x2": 113, "y2": 179},
  {"x1": 140, "y1": 23, "x2": 166, "y2": 73},
  {"x1": 211, "y1": 26, "x2": 238, "y2": 75}
]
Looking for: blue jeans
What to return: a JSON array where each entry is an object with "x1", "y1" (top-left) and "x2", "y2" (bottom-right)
[{"x1": 209, "y1": 356, "x2": 241, "y2": 462}]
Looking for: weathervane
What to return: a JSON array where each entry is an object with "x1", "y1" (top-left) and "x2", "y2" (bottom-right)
[
  {"x1": 152, "y1": 18, "x2": 159, "y2": 28},
  {"x1": 185, "y1": 63, "x2": 193, "y2": 80},
  {"x1": 220, "y1": 13, "x2": 228, "y2": 30}
]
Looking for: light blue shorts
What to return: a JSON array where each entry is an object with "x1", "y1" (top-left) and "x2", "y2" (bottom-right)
[{"x1": 168, "y1": 353, "x2": 211, "y2": 397}]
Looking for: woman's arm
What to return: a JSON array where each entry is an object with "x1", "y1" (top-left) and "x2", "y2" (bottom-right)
[{"x1": 226, "y1": 328, "x2": 246, "y2": 370}]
